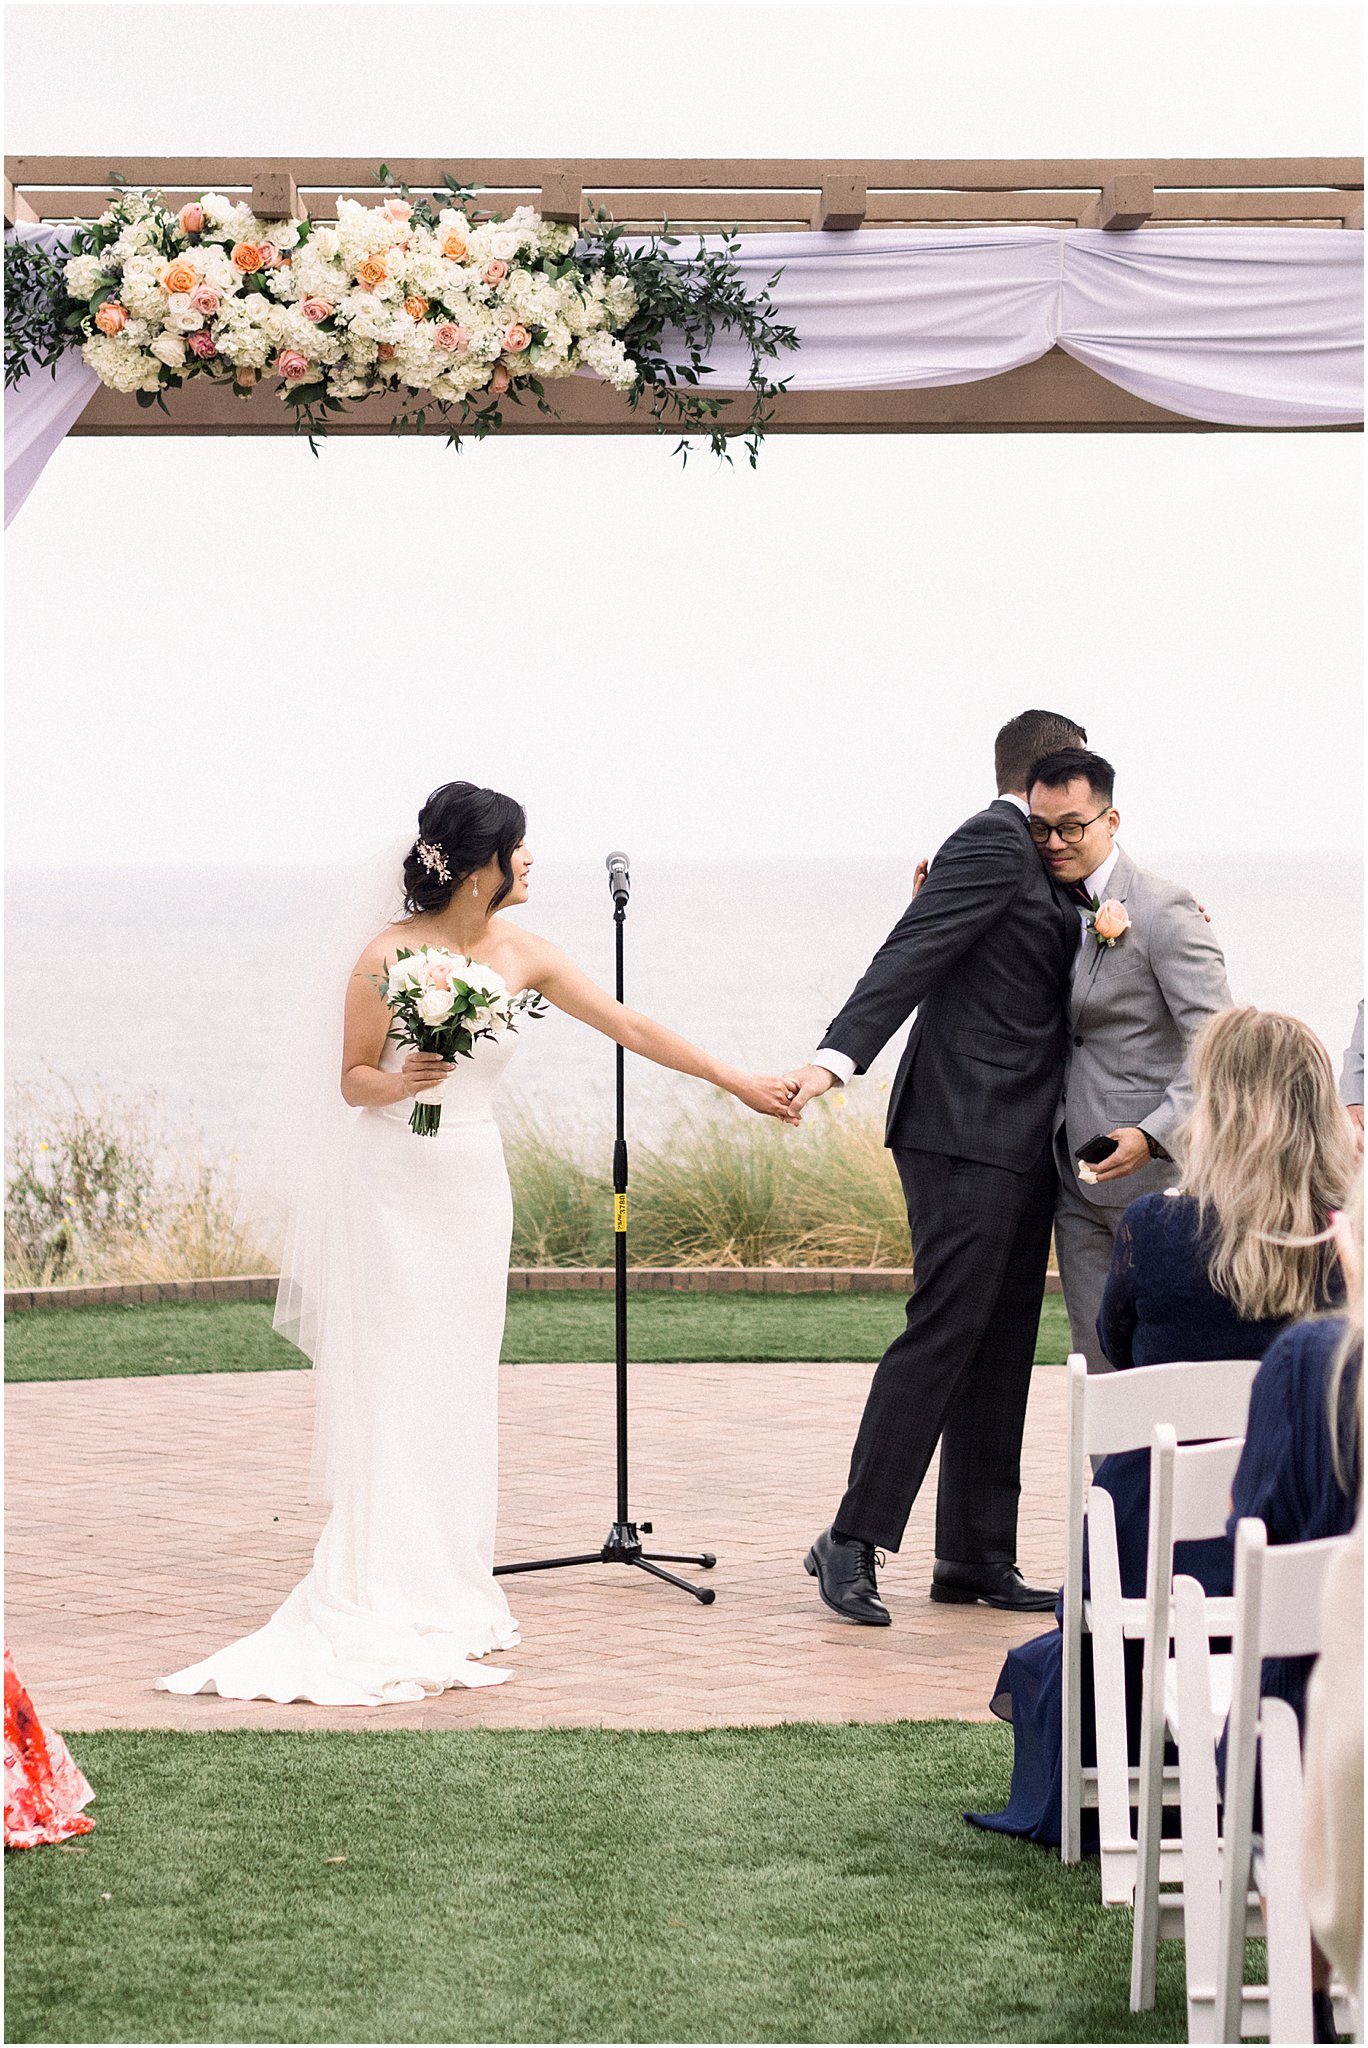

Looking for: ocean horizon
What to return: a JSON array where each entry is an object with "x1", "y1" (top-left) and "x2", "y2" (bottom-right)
[{"x1": 6, "y1": 850, "x2": 1362, "y2": 1163}]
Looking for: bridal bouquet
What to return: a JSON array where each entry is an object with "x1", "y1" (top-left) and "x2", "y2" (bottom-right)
[{"x1": 377, "y1": 947, "x2": 547, "y2": 1136}]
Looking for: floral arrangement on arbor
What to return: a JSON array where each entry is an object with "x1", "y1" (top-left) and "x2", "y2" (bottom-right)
[{"x1": 5, "y1": 170, "x2": 798, "y2": 462}]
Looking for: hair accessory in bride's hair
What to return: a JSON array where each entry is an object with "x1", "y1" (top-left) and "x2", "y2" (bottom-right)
[{"x1": 415, "y1": 839, "x2": 452, "y2": 885}]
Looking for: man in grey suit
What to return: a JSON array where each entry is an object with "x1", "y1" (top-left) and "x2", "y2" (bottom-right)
[{"x1": 1025, "y1": 748, "x2": 1233, "y2": 1372}]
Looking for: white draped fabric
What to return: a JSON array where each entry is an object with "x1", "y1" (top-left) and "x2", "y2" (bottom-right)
[
  {"x1": 4, "y1": 224, "x2": 99, "y2": 529},
  {"x1": 690, "y1": 226, "x2": 1364, "y2": 427},
  {"x1": 3, "y1": 224, "x2": 1361, "y2": 528}
]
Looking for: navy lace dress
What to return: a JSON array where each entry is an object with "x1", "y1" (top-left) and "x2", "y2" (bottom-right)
[
  {"x1": 1227, "y1": 1315, "x2": 1360, "y2": 1729},
  {"x1": 967, "y1": 1192, "x2": 1330, "y2": 1848}
]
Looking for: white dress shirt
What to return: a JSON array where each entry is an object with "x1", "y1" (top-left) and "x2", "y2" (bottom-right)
[{"x1": 813, "y1": 794, "x2": 1030, "y2": 1084}]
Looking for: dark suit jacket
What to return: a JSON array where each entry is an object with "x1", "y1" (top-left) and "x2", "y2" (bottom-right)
[{"x1": 823, "y1": 800, "x2": 1074, "y2": 1172}]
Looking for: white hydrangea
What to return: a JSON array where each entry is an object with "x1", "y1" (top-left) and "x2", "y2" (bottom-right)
[
  {"x1": 536, "y1": 221, "x2": 579, "y2": 260},
  {"x1": 63, "y1": 253, "x2": 110, "y2": 301},
  {"x1": 581, "y1": 331, "x2": 638, "y2": 390},
  {"x1": 81, "y1": 334, "x2": 163, "y2": 393}
]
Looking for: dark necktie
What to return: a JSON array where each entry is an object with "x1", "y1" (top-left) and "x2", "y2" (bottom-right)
[{"x1": 1070, "y1": 882, "x2": 1095, "y2": 909}]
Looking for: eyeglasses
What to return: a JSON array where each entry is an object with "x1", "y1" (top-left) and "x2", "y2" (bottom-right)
[{"x1": 1027, "y1": 807, "x2": 1111, "y2": 847}]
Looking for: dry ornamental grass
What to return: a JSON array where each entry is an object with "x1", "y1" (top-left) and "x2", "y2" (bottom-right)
[{"x1": 7, "y1": 1086, "x2": 909, "y2": 1287}]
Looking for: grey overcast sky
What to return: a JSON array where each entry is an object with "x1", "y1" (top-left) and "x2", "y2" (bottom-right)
[{"x1": 4, "y1": 2, "x2": 1363, "y2": 870}]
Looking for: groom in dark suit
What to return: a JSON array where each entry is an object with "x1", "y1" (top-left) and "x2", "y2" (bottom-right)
[{"x1": 784, "y1": 709, "x2": 1085, "y2": 1624}]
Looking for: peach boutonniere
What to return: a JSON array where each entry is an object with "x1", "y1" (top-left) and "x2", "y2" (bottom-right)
[{"x1": 1089, "y1": 898, "x2": 1131, "y2": 948}]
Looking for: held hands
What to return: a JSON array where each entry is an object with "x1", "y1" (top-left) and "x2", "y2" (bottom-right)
[
  {"x1": 1086, "y1": 1126, "x2": 1154, "y2": 1182},
  {"x1": 398, "y1": 1050, "x2": 455, "y2": 1099},
  {"x1": 778, "y1": 1064, "x2": 838, "y2": 1121},
  {"x1": 731, "y1": 1072, "x2": 803, "y2": 1124}
]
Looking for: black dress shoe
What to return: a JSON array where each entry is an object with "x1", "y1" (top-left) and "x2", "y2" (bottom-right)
[
  {"x1": 804, "y1": 1527, "x2": 892, "y2": 1626},
  {"x1": 930, "y1": 1560, "x2": 1057, "y2": 1611}
]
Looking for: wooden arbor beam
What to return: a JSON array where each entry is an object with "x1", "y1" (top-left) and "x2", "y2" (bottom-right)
[{"x1": 61, "y1": 348, "x2": 1362, "y2": 438}]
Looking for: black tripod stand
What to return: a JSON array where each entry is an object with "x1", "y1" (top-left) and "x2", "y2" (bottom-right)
[{"x1": 494, "y1": 851, "x2": 717, "y2": 1605}]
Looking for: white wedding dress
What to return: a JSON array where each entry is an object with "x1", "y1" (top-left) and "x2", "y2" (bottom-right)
[{"x1": 157, "y1": 1026, "x2": 521, "y2": 1705}]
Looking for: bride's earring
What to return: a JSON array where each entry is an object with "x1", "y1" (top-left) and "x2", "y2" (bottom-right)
[{"x1": 471, "y1": 877, "x2": 479, "y2": 901}]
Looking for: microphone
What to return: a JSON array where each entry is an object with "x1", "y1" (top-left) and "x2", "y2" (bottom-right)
[{"x1": 605, "y1": 851, "x2": 631, "y2": 904}]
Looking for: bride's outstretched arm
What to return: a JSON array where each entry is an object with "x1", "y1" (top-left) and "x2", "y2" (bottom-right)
[{"x1": 527, "y1": 939, "x2": 798, "y2": 1123}]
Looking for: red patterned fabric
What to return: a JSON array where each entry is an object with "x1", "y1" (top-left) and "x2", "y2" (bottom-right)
[{"x1": 4, "y1": 1643, "x2": 94, "y2": 1849}]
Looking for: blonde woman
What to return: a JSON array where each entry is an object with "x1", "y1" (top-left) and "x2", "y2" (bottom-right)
[
  {"x1": 1232, "y1": 1179, "x2": 1362, "y2": 2039},
  {"x1": 971, "y1": 1006, "x2": 1354, "y2": 1848}
]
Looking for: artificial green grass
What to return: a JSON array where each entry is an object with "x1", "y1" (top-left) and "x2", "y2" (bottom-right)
[
  {"x1": 4, "y1": 1723, "x2": 1185, "y2": 2045},
  {"x1": 3, "y1": 1294, "x2": 1074, "y2": 1383}
]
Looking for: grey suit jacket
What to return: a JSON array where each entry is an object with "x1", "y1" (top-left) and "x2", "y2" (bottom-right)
[{"x1": 1054, "y1": 845, "x2": 1232, "y2": 1210}]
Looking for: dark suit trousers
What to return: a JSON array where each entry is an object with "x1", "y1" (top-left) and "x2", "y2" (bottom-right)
[{"x1": 836, "y1": 1143, "x2": 1057, "y2": 1561}]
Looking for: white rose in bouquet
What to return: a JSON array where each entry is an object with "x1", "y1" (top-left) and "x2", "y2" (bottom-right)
[
  {"x1": 151, "y1": 332, "x2": 188, "y2": 369},
  {"x1": 416, "y1": 984, "x2": 458, "y2": 1026}
]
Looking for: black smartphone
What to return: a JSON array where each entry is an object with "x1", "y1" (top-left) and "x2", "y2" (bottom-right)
[{"x1": 1076, "y1": 1133, "x2": 1120, "y2": 1166}]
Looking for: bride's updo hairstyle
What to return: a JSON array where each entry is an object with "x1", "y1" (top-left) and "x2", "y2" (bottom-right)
[{"x1": 402, "y1": 782, "x2": 527, "y2": 916}]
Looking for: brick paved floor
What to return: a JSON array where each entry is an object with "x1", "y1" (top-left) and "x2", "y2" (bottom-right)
[{"x1": 5, "y1": 1362, "x2": 1065, "y2": 1734}]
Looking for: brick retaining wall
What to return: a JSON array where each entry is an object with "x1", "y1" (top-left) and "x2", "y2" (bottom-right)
[{"x1": 5, "y1": 1268, "x2": 1063, "y2": 1313}]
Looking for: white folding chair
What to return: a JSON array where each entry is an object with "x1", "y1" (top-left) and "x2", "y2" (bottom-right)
[
  {"x1": 1128, "y1": 1430, "x2": 1244, "y2": 2010},
  {"x1": 1215, "y1": 1520, "x2": 1352, "y2": 2045},
  {"x1": 1060, "y1": 1353, "x2": 1262, "y2": 1868},
  {"x1": 1172, "y1": 1572, "x2": 1256, "y2": 2043}
]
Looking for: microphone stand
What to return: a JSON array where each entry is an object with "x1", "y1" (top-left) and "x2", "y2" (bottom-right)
[{"x1": 494, "y1": 852, "x2": 717, "y2": 1605}]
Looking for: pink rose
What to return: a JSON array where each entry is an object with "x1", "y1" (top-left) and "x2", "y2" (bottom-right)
[
  {"x1": 1092, "y1": 899, "x2": 1132, "y2": 945},
  {"x1": 187, "y1": 329, "x2": 217, "y2": 360},
  {"x1": 189, "y1": 283, "x2": 220, "y2": 318},
  {"x1": 300, "y1": 297, "x2": 334, "y2": 323},
  {"x1": 487, "y1": 362, "x2": 511, "y2": 395},
  {"x1": 482, "y1": 259, "x2": 508, "y2": 286},
  {"x1": 257, "y1": 241, "x2": 279, "y2": 269},
  {"x1": 277, "y1": 349, "x2": 309, "y2": 381},
  {"x1": 178, "y1": 203, "x2": 205, "y2": 235},
  {"x1": 377, "y1": 342, "x2": 397, "y2": 362},
  {"x1": 383, "y1": 197, "x2": 413, "y2": 221},
  {"x1": 502, "y1": 323, "x2": 531, "y2": 354},
  {"x1": 434, "y1": 322, "x2": 465, "y2": 351}
]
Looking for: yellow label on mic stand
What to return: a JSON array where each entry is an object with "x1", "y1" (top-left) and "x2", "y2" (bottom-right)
[{"x1": 614, "y1": 1194, "x2": 628, "y2": 1234}]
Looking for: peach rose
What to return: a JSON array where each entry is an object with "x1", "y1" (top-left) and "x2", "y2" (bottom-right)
[
  {"x1": 404, "y1": 294, "x2": 430, "y2": 321},
  {"x1": 442, "y1": 233, "x2": 468, "y2": 261},
  {"x1": 487, "y1": 362, "x2": 511, "y2": 395},
  {"x1": 482, "y1": 259, "x2": 508, "y2": 286},
  {"x1": 300, "y1": 297, "x2": 334, "y2": 323},
  {"x1": 382, "y1": 197, "x2": 412, "y2": 221},
  {"x1": 187, "y1": 329, "x2": 217, "y2": 360},
  {"x1": 377, "y1": 342, "x2": 397, "y2": 362},
  {"x1": 502, "y1": 323, "x2": 531, "y2": 354},
  {"x1": 257, "y1": 241, "x2": 279, "y2": 269},
  {"x1": 277, "y1": 349, "x2": 309, "y2": 381},
  {"x1": 434, "y1": 322, "x2": 465, "y2": 351},
  {"x1": 93, "y1": 301, "x2": 127, "y2": 335},
  {"x1": 231, "y1": 242, "x2": 264, "y2": 273},
  {"x1": 355, "y1": 254, "x2": 387, "y2": 290},
  {"x1": 163, "y1": 259, "x2": 198, "y2": 296},
  {"x1": 233, "y1": 366, "x2": 260, "y2": 388},
  {"x1": 1092, "y1": 900, "x2": 1132, "y2": 944},
  {"x1": 178, "y1": 203, "x2": 205, "y2": 235},
  {"x1": 189, "y1": 283, "x2": 220, "y2": 318}
]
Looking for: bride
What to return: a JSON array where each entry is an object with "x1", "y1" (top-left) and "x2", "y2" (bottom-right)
[{"x1": 157, "y1": 781, "x2": 797, "y2": 1706}]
